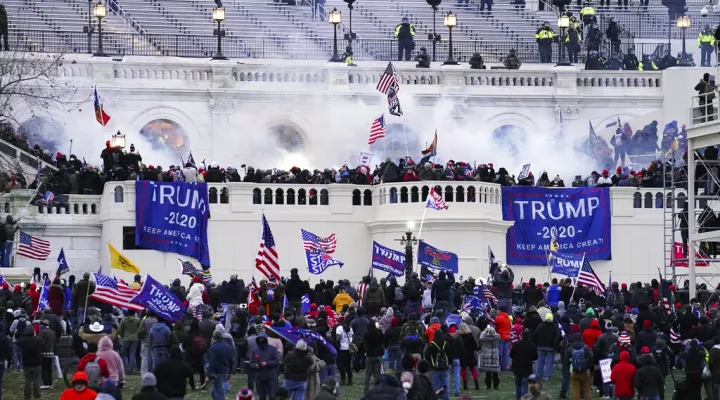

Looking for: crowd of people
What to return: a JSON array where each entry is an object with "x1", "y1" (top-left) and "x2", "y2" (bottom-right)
[{"x1": 1, "y1": 262, "x2": 718, "y2": 400}]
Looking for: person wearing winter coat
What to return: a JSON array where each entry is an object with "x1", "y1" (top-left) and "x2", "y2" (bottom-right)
[
  {"x1": 154, "y1": 347, "x2": 194, "y2": 398},
  {"x1": 635, "y1": 320, "x2": 658, "y2": 354},
  {"x1": 118, "y1": 311, "x2": 140, "y2": 374},
  {"x1": 360, "y1": 374, "x2": 405, "y2": 400},
  {"x1": 138, "y1": 313, "x2": 158, "y2": 375},
  {"x1": 511, "y1": 328, "x2": 538, "y2": 400},
  {"x1": 458, "y1": 323, "x2": 479, "y2": 391},
  {"x1": 492, "y1": 266, "x2": 515, "y2": 312},
  {"x1": 610, "y1": 351, "x2": 636, "y2": 400},
  {"x1": 186, "y1": 278, "x2": 205, "y2": 311},
  {"x1": 48, "y1": 279, "x2": 65, "y2": 316},
  {"x1": 523, "y1": 278, "x2": 543, "y2": 310},
  {"x1": 581, "y1": 319, "x2": 602, "y2": 349},
  {"x1": 634, "y1": 352, "x2": 665, "y2": 400},
  {"x1": 479, "y1": 326, "x2": 501, "y2": 389},
  {"x1": 148, "y1": 320, "x2": 171, "y2": 368},
  {"x1": 207, "y1": 330, "x2": 234, "y2": 400},
  {"x1": 532, "y1": 313, "x2": 559, "y2": 381},
  {"x1": 567, "y1": 332, "x2": 593, "y2": 400},
  {"x1": 331, "y1": 288, "x2": 353, "y2": 314},
  {"x1": 523, "y1": 307, "x2": 542, "y2": 334},
  {"x1": 97, "y1": 336, "x2": 125, "y2": 387},
  {"x1": 60, "y1": 372, "x2": 97, "y2": 400},
  {"x1": 168, "y1": 279, "x2": 186, "y2": 303},
  {"x1": 313, "y1": 377, "x2": 339, "y2": 400},
  {"x1": 305, "y1": 346, "x2": 326, "y2": 400},
  {"x1": 72, "y1": 273, "x2": 96, "y2": 325},
  {"x1": 249, "y1": 333, "x2": 280, "y2": 400},
  {"x1": 680, "y1": 339, "x2": 705, "y2": 400},
  {"x1": 283, "y1": 339, "x2": 314, "y2": 400}
]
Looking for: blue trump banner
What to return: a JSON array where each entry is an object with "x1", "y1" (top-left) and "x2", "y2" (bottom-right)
[
  {"x1": 135, "y1": 181, "x2": 211, "y2": 266},
  {"x1": 36, "y1": 280, "x2": 50, "y2": 313},
  {"x1": 417, "y1": 241, "x2": 459, "y2": 273},
  {"x1": 501, "y1": 187, "x2": 611, "y2": 266},
  {"x1": 301, "y1": 293, "x2": 311, "y2": 314},
  {"x1": 266, "y1": 325, "x2": 337, "y2": 356},
  {"x1": 549, "y1": 251, "x2": 584, "y2": 276},
  {"x1": 306, "y1": 252, "x2": 344, "y2": 275},
  {"x1": 371, "y1": 241, "x2": 406, "y2": 277},
  {"x1": 130, "y1": 275, "x2": 186, "y2": 322}
]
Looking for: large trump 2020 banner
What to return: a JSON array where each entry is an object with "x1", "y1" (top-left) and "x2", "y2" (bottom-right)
[
  {"x1": 501, "y1": 187, "x2": 611, "y2": 266},
  {"x1": 135, "y1": 181, "x2": 211, "y2": 265}
]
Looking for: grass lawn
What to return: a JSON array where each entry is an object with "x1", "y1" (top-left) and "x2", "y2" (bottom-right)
[{"x1": 0, "y1": 369, "x2": 679, "y2": 399}]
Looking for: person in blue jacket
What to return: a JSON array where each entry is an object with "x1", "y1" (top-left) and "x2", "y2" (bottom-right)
[
  {"x1": 207, "y1": 330, "x2": 234, "y2": 400},
  {"x1": 546, "y1": 278, "x2": 561, "y2": 308},
  {"x1": 249, "y1": 333, "x2": 280, "y2": 400}
]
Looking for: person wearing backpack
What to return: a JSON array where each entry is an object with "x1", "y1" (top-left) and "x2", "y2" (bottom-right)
[
  {"x1": 425, "y1": 330, "x2": 451, "y2": 400},
  {"x1": 77, "y1": 342, "x2": 110, "y2": 392},
  {"x1": 182, "y1": 319, "x2": 206, "y2": 390},
  {"x1": 16, "y1": 324, "x2": 43, "y2": 399},
  {"x1": 403, "y1": 273, "x2": 423, "y2": 318},
  {"x1": 9, "y1": 309, "x2": 28, "y2": 371},
  {"x1": 567, "y1": 332, "x2": 593, "y2": 400}
]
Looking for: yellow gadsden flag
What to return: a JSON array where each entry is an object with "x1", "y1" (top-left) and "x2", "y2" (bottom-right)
[{"x1": 108, "y1": 242, "x2": 141, "y2": 274}]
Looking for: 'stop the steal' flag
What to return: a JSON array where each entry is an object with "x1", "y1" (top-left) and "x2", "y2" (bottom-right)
[
  {"x1": 549, "y1": 251, "x2": 583, "y2": 277},
  {"x1": 501, "y1": 187, "x2": 611, "y2": 266},
  {"x1": 130, "y1": 275, "x2": 186, "y2": 322},
  {"x1": 371, "y1": 241, "x2": 406, "y2": 277},
  {"x1": 135, "y1": 181, "x2": 211, "y2": 266},
  {"x1": 426, "y1": 187, "x2": 448, "y2": 210},
  {"x1": 417, "y1": 241, "x2": 459, "y2": 273},
  {"x1": 302, "y1": 229, "x2": 343, "y2": 275}
]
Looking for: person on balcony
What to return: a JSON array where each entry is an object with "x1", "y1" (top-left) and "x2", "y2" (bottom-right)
[
  {"x1": 606, "y1": 18, "x2": 621, "y2": 55},
  {"x1": 579, "y1": 3, "x2": 596, "y2": 26},
  {"x1": 416, "y1": 47, "x2": 431, "y2": 68},
  {"x1": 394, "y1": 17, "x2": 416, "y2": 62},
  {"x1": 565, "y1": 24, "x2": 582, "y2": 64},
  {"x1": 623, "y1": 47, "x2": 639, "y2": 70},
  {"x1": 639, "y1": 54, "x2": 658, "y2": 71},
  {"x1": 585, "y1": 23, "x2": 603, "y2": 53},
  {"x1": 503, "y1": 49, "x2": 522, "y2": 69},
  {"x1": 698, "y1": 24, "x2": 716, "y2": 67},
  {"x1": 534, "y1": 22, "x2": 556, "y2": 63},
  {"x1": 656, "y1": 49, "x2": 677, "y2": 70}
]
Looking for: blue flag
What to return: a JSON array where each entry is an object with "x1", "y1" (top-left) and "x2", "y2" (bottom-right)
[
  {"x1": 0, "y1": 275, "x2": 6, "y2": 286},
  {"x1": 417, "y1": 241, "x2": 459, "y2": 273},
  {"x1": 36, "y1": 280, "x2": 50, "y2": 313},
  {"x1": 445, "y1": 313, "x2": 462, "y2": 328},
  {"x1": 305, "y1": 252, "x2": 344, "y2": 275},
  {"x1": 56, "y1": 248, "x2": 70, "y2": 277},
  {"x1": 549, "y1": 251, "x2": 584, "y2": 277},
  {"x1": 463, "y1": 295, "x2": 483, "y2": 311},
  {"x1": 266, "y1": 325, "x2": 337, "y2": 356},
  {"x1": 301, "y1": 293, "x2": 311, "y2": 314},
  {"x1": 135, "y1": 181, "x2": 211, "y2": 265},
  {"x1": 130, "y1": 275, "x2": 186, "y2": 322},
  {"x1": 371, "y1": 241, "x2": 406, "y2": 277}
]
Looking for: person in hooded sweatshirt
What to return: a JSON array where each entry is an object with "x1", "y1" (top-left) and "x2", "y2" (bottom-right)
[
  {"x1": 511, "y1": 328, "x2": 538, "y2": 400},
  {"x1": 634, "y1": 350, "x2": 664, "y2": 400},
  {"x1": 97, "y1": 336, "x2": 125, "y2": 395},
  {"x1": 283, "y1": 339, "x2": 313, "y2": 400},
  {"x1": 60, "y1": 372, "x2": 97, "y2": 400},
  {"x1": 249, "y1": 333, "x2": 280, "y2": 400},
  {"x1": 154, "y1": 347, "x2": 194, "y2": 399},
  {"x1": 361, "y1": 374, "x2": 404, "y2": 400},
  {"x1": 680, "y1": 339, "x2": 705, "y2": 400},
  {"x1": 635, "y1": 320, "x2": 657, "y2": 354},
  {"x1": 168, "y1": 279, "x2": 186, "y2": 303},
  {"x1": 532, "y1": 313, "x2": 559, "y2": 382},
  {"x1": 610, "y1": 350, "x2": 636, "y2": 400},
  {"x1": 567, "y1": 332, "x2": 593, "y2": 400},
  {"x1": 523, "y1": 279, "x2": 543, "y2": 310},
  {"x1": 523, "y1": 306, "x2": 542, "y2": 335},
  {"x1": 148, "y1": 318, "x2": 170, "y2": 369},
  {"x1": 547, "y1": 279, "x2": 561, "y2": 308},
  {"x1": 363, "y1": 279, "x2": 386, "y2": 318}
]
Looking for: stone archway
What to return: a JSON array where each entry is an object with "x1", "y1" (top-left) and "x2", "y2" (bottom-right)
[
  {"x1": 491, "y1": 124, "x2": 528, "y2": 155},
  {"x1": 139, "y1": 119, "x2": 188, "y2": 153},
  {"x1": 268, "y1": 124, "x2": 306, "y2": 151},
  {"x1": 368, "y1": 123, "x2": 420, "y2": 162},
  {"x1": 17, "y1": 116, "x2": 66, "y2": 154}
]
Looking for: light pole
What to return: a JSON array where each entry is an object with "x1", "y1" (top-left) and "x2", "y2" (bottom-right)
[
  {"x1": 343, "y1": 0, "x2": 356, "y2": 45},
  {"x1": 329, "y1": 8, "x2": 343, "y2": 62},
  {"x1": 84, "y1": 0, "x2": 94, "y2": 54},
  {"x1": 556, "y1": 15, "x2": 571, "y2": 66},
  {"x1": 212, "y1": 7, "x2": 227, "y2": 60},
  {"x1": 398, "y1": 221, "x2": 418, "y2": 279},
  {"x1": 427, "y1": 0, "x2": 442, "y2": 62},
  {"x1": 93, "y1": 2, "x2": 107, "y2": 57},
  {"x1": 443, "y1": 11, "x2": 457, "y2": 65},
  {"x1": 677, "y1": 15, "x2": 692, "y2": 66}
]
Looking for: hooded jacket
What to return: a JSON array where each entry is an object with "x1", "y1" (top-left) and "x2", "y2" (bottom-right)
[
  {"x1": 533, "y1": 319, "x2": 559, "y2": 350},
  {"x1": 118, "y1": 313, "x2": 141, "y2": 342},
  {"x1": 48, "y1": 283, "x2": 65, "y2": 315},
  {"x1": 97, "y1": 336, "x2": 125, "y2": 383},
  {"x1": 283, "y1": 346, "x2": 313, "y2": 381},
  {"x1": 511, "y1": 336, "x2": 538, "y2": 377},
  {"x1": 77, "y1": 352, "x2": 110, "y2": 381},
  {"x1": 611, "y1": 351, "x2": 636, "y2": 397},
  {"x1": 364, "y1": 282, "x2": 386, "y2": 307},
  {"x1": 59, "y1": 372, "x2": 97, "y2": 400},
  {"x1": 582, "y1": 320, "x2": 602, "y2": 349},
  {"x1": 332, "y1": 291, "x2": 353, "y2": 314},
  {"x1": 186, "y1": 283, "x2": 205, "y2": 309},
  {"x1": 361, "y1": 374, "x2": 404, "y2": 400},
  {"x1": 634, "y1": 353, "x2": 664, "y2": 397},
  {"x1": 635, "y1": 326, "x2": 658, "y2": 354},
  {"x1": 149, "y1": 322, "x2": 170, "y2": 349},
  {"x1": 169, "y1": 279, "x2": 186, "y2": 302},
  {"x1": 249, "y1": 334, "x2": 280, "y2": 380}
]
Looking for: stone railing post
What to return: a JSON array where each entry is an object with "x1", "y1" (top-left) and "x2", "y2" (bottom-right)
[
  {"x1": 553, "y1": 66, "x2": 579, "y2": 96},
  {"x1": 326, "y1": 63, "x2": 350, "y2": 92},
  {"x1": 210, "y1": 60, "x2": 236, "y2": 89}
]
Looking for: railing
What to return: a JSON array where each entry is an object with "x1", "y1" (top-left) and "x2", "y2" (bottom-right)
[
  {"x1": 690, "y1": 92, "x2": 720, "y2": 127},
  {"x1": 0, "y1": 138, "x2": 57, "y2": 172},
  {"x1": 633, "y1": 189, "x2": 687, "y2": 209},
  {"x1": 36, "y1": 195, "x2": 102, "y2": 215}
]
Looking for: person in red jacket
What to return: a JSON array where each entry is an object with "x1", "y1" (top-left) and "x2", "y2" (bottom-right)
[
  {"x1": 495, "y1": 305, "x2": 512, "y2": 371},
  {"x1": 59, "y1": 371, "x2": 97, "y2": 400},
  {"x1": 48, "y1": 279, "x2": 65, "y2": 316},
  {"x1": 611, "y1": 351, "x2": 636, "y2": 400},
  {"x1": 77, "y1": 343, "x2": 110, "y2": 391},
  {"x1": 582, "y1": 319, "x2": 602, "y2": 349},
  {"x1": 27, "y1": 283, "x2": 40, "y2": 314}
]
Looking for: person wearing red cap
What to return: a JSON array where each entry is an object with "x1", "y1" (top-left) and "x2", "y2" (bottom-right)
[
  {"x1": 596, "y1": 170, "x2": 612, "y2": 186},
  {"x1": 187, "y1": 277, "x2": 205, "y2": 311},
  {"x1": 611, "y1": 351, "x2": 636, "y2": 400}
]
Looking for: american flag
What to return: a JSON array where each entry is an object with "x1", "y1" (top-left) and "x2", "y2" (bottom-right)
[
  {"x1": 425, "y1": 187, "x2": 448, "y2": 210},
  {"x1": 194, "y1": 306, "x2": 203, "y2": 321},
  {"x1": 17, "y1": 232, "x2": 51, "y2": 261},
  {"x1": 301, "y1": 229, "x2": 337, "y2": 254},
  {"x1": 577, "y1": 258, "x2": 606, "y2": 295},
  {"x1": 475, "y1": 283, "x2": 497, "y2": 304},
  {"x1": 178, "y1": 259, "x2": 212, "y2": 284},
  {"x1": 376, "y1": 62, "x2": 399, "y2": 94},
  {"x1": 255, "y1": 214, "x2": 280, "y2": 281},
  {"x1": 662, "y1": 297, "x2": 672, "y2": 314},
  {"x1": 368, "y1": 115, "x2": 386, "y2": 145},
  {"x1": 357, "y1": 281, "x2": 368, "y2": 307},
  {"x1": 42, "y1": 191, "x2": 54, "y2": 205},
  {"x1": 669, "y1": 327, "x2": 681, "y2": 344},
  {"x1": 90, "y1": 273, "x2": 144, "y2": 311}
]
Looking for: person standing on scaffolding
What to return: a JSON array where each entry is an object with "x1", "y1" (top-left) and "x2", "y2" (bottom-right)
[{"x1": 395, "y1": 17, "x2": 416, "y2": 61}]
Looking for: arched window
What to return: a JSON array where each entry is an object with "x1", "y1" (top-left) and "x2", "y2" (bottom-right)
[
  {"x1": 444, "y1": 186, "x2": 454, "y2": 202},
  {"x1": 655, "y1": 192, "x2": 663, "y2": 209},
  {"x1": 73, "y1": 204, "x2": 79, "y2": 214},
  {"x1": 91, "y1": 204, "x2": 97, "y2": 214},
  {"x1": 298, "y1": 189, "x2": 307, "y2": 205},
  {"x1": 352, "y1": 189, "x2": 361, "y2": 206},
  {"x1": 3, "y1": 202, "x2": 8, "y2": 213},
  {"x1": 208, "y1": 187, "x2": 218, "y2": 204},
  {"x1": 389, "y1": 187, "x2": 398, "y2": 204},
  {"x1": 643, "y1": 192, "x2": 653, "y2": 208},
  {"x1": 633, "y1": 192, "x2": 642, "y2": 208},
  {"x1": 320, "y1": 189, "x2": 329, "y2": 205},
  {"x1": 287, "y1": 189, "x2": 296, "y2": 205},
  {"x1": 114, "y1": 186, "x2": 124, "y2": 203},
  {"x1": 456, "y1": 186, "x2": 465, "y2": 203},
  {"x1": 665, "y1": 193, "x2": 672, "y2": 209},
  {"x1": 309, "y1": 189, "x2": 318, "y2": 205},
  {"x1": 264, "y1": 188, "x2": 273, "y2": 204},
  {"x1": 220, "y1": 188, "x2": 229, "y2": 204},
  {"x1": 363, "y1": 189, "x2": 372, "y2": 206},
  {"x1": 411, "y1": 187, "x2": 419, "y2": 203},
  {"x1": 275, "y1": 189, "x2": 285, "y2": 205},
  {"x1": 421, "y1": 186, "x2": 429, "y2": 202},
  {"x1": 253, "y1": 188, "x2": 261, "y2": 205},
  {"x1": 467, "y1": 186, "x2": 476, "y2": 202},
  {"x1": 400, "y1": 187, "x2": 409, "y2": 203},
  {"x1": 139, "y1": 119, "x2": 188, "y2": 155},
  {"x1": 82, "y1": 204, "x2": 88, "y2": 214}
]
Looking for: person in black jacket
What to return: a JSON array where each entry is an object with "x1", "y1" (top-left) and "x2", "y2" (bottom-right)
[
  {"x1": 284, "y1": 268, "x2": 305, "y2": 317},
  {"x1": 154, "y1": 347, "x2": 194, "y2": 398},
  {"x1": 532, "y1": 313, "x2": 559, "y2": 381},
  {"x1": 634, "y1": 352, "x2": 665, "y2": 400},
  {"x1": 361, "y1": 374, "x2": 405, "y2": 400},
  {"x1": 511, "y1": 329, "x2": 537, "y2": 399},
  {"x1": 635, "y1": 320, "x2": 658, "y2": 356},
  {"x1": 680, "y1": 339, "x2": 705, "y2": 400},
  {"x1": 523, "y1": 278, "x2": 543, "y2": 310},
  {"x1": 492, "y1": 265, "x2": 515, "y2": 313},
  {"x1": 17, "y1": 326, "x2": 43, "y2": 400},
  {"x1": 431, "y1": 271, "x2": 452, "y2": 320},
  {"x1": 364, "y1": 322, "x2": 385, "y2": 393},
  {"x1": 224, "y1": 275, "x2": 244, "y2": 330},
  {"x1": 403, "y1": 272, "x2": 424, "y2": 318},
  {"x1": 283, "y1": 340, "x2": 313, "y2": 398},
  {"x1": 394, "y1": 17, "x2": 416, "y2": 61}
]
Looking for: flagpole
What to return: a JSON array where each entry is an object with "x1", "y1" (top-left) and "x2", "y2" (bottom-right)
[
  {"x1": 570, "y1": 252, "x2": 585, "y2": 302},
  {"x1": 400, "y1": 118, "x2": 409, "y2": 158},
  {"x1": 416, "y1": 204, "x2": 429, "y2": 242}
]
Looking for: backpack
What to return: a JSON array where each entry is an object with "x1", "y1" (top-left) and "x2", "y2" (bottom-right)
[
  {"x1": 191, "y1": 336, "x2": 207, "y2": 356},
  {"x1": 13, "y1": 320, "x2": 26, "y2": 340},
  {"x1": 85, "y1": 355, "x2": 102, "y2": 389},
  {"x1": 571, "y1": 347, "x2": 587, "y2": 372},
  {"x1": 394, "y1": 286, "x2": 404, "y2": 301},
  {"x1": 406, "y1": 280, "x2": 422, "y2": 299},
  {"x1": 431, "y1": 342, "x2": 449, "y2": 370}
]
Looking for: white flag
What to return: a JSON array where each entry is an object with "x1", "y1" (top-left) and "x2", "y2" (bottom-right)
[{"x1": 358, "y1": 151, "x2": 373, "y2": 168}]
